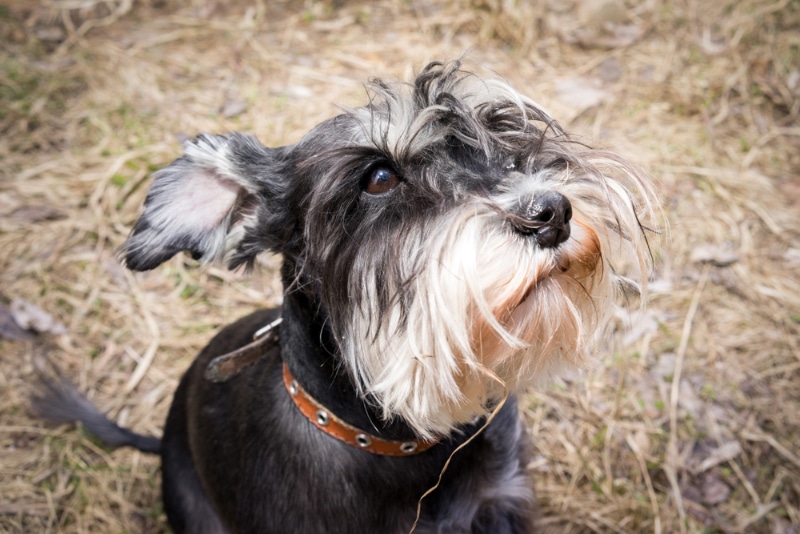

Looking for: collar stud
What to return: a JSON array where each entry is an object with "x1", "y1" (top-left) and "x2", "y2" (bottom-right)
[{"x1": 315, "y1": 410, "x2": 330, "y2": 426}]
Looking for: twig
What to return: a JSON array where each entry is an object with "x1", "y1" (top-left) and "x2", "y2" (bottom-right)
[
  {"x1": 626, "y1": 433, "x2": 662, "y2": 534},
  {"x1": 665, "y1": 266, "x2": 710, "y2": 533},
  {"x1": 123, "y1": 270, "x2": 161, "y2": 393},
  {"x1": 55, "y1": 0, "x2": 134, "y2": 55},
  {"x1": 741, "y1": 430, "x2": 800, "y2": 470}
]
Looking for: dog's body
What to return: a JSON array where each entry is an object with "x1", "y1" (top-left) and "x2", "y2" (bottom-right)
[
  {"x1": 162, "y1": 307, "x2": 532, "y2": 533},
  {"x1": 35, "y1": 61, "x2": 655, "y2": 533}
]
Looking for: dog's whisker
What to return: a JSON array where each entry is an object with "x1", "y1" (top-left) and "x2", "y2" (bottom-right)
[{"x1": 410, "y1": 366, "x2": 509, "y2": 534}]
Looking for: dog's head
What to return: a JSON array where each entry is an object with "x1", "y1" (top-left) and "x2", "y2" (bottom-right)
[{"x1": 123, "y1": 61, "x2": 657, "y2": 438}]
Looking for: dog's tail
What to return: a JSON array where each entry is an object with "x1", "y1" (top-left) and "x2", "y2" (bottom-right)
[{"x1": 31, "y1": 359, "x2": 161, "y2": 454}]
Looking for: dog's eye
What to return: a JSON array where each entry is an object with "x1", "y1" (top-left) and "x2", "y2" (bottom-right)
[
  {"x1": 503, "y1": 159, "x2": 517, "y2": 172},
  {"x1": 364, "y1": 166, "x2": 401, "y2": 195}
]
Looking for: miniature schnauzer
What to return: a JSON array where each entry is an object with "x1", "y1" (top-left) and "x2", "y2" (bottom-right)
[{"x1": 34, "y1": 61, "x2": 655, "y2": 533}]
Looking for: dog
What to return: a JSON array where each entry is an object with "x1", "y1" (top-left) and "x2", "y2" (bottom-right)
[{"x1": 33, "y1": 60, "x2": 655, "y2": 533}]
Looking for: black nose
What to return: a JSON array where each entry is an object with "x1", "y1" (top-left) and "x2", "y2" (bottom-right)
[{"x1": 511, "y1": 191, "x2": 572, "y2": 248}]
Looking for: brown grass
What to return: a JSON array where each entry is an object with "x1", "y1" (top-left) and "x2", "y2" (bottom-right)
[{"x1": 1, "y1": 0, "x2": 799, "y2": 532}]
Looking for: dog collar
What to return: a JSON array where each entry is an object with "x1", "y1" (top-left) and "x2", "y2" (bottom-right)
[
  {"x1": 205, "y1": 317, "x2": 439, "y2": 456},
  {"x1": 204, "y1": 318, "x2": 283, "y2": 383},
  {"x1": 282, "y1": 362, "x2": 439, "y2": 456}
]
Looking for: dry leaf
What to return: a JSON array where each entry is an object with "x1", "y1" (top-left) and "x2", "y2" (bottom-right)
[
  {"x1": 677, "y1": 379, "x2": 703, "y2": 419},
  {"x1": 11, "y1": 205, "x2": 66, "y2": 223},
  {"x1": 0, "y1": 304, "x2": 35, "y2": 341},
  {"x1": 696, "y1": 441, "x2": 743, "y2": 473},
  {"x1": 690, "y1": 244, "x2": 740, "y2": 267},
  {"x1": 9, "y1": 298, "x2": 67, "y2": 335},
  {"x1": 701, "y1": 472, "x2": 731, "y2": 505},
  {"x1": 220, "y1": 98, "x2": 248, "y2": 118},
  {"x1": 597, "y1": 57, "x2": 623, "y2": 83},
  {"x1": 555, "y1": 77, "x2": 612, "y2": 109},
  {"x1": 619, "y1": 308, "x2": 659, "y2": 346}
]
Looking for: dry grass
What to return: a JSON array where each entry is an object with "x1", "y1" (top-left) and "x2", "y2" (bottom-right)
[{"x1": 1, "y1": 0, "x2": 798, "y2": 532}]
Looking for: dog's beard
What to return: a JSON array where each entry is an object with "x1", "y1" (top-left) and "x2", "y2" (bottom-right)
[{"x1": 339, "y1": 181, "x2": 642, "y2": 439}]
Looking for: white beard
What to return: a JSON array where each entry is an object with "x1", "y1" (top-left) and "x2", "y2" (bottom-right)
[{"x1": 340, "y1": 167, "x2": 649, "y2": 439}]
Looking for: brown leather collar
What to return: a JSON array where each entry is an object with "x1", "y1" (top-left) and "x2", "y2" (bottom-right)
[
  {"x1": 282, "y1": 363, "x2": 439, "y2": 456},
  {"x1": 205, "y1": 317, "x2": 439, "y2": 456}
]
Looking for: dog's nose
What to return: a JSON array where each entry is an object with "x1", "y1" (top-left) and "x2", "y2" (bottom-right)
[{"x1": 511, "y1": 191, "x2": 572, "y2": 248}]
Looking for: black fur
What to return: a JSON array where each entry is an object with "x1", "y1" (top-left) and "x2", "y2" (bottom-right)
[
  {"x1": 162, "y1": 303, "x2": 532, "y2": 533},
  {"x1": 34, "y1": 60, "x2": 645, "y2": 532},
  {"x1": 34, "y1": 300, "x2": 534, "y2": 533}
]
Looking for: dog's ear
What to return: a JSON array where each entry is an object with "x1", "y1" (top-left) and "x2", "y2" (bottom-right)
[{"x1": 121, "y1": 133, "x2": 289, "y2": 271}]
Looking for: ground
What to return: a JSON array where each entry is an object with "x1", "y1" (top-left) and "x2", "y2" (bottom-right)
[{"x1": 1, "y1": 0, "x2": 798, "y2": 532}]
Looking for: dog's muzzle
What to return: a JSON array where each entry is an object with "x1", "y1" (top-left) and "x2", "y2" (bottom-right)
[{"x1": 510, "y1": 190, "x2": 572, "y2": 248}]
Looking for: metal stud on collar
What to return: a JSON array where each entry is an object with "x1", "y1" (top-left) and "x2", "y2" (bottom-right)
[
  {"x1": 253, "y1": 317, "x2": 283, "y2": 340},
  {"x1": 315, "y1": 409, "x2": 330, "y2": 426},
  {"x1": 355, "y1": 434, "x2": 372, "y2": 448},
  {"x1": 400, "y1": 441, "x2": 418, "y2": 454},
  {"x1": 289, "y1": 380, "x2": 299, "y2": 396}
]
